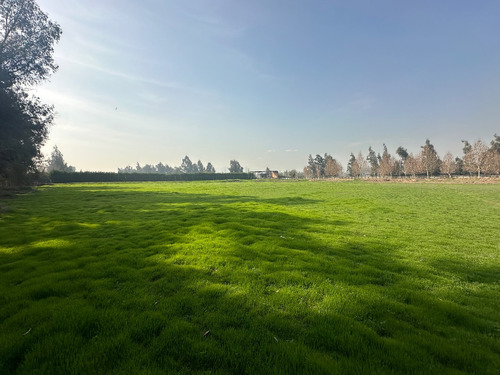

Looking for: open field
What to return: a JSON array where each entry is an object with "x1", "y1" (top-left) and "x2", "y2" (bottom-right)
[{"x1": 1, "y1": 180, "x2": 499, "y2": 374}]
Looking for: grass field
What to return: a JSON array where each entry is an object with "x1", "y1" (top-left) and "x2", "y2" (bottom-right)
[{"x1": 1, "y1": 180, "x2": 499, "y2": 374}]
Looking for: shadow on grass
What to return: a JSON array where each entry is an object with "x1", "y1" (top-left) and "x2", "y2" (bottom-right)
[{"x1": 1, "y1": 185, "x2": 499, "y2": 374}]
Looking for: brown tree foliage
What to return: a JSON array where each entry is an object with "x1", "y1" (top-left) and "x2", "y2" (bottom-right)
[{"x1": 324, "y1": 156, "x2": 342, "y2": 177}]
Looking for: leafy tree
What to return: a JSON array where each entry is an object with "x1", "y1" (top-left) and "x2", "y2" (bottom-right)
[
  {"x1": 197, "y1": 160, "x2": 205, "y2": 173},
  {"x1": 462, "y1": 140, "x2": 472, "y2": 156},
  {"x1": 0, "y1": 0, "x2": 62, "y2": 88},
  {"x1": 454, "y1": 157, "x2": 464, "y2": 175},
  {"x1": 155, "y1": 162, "x2": 166, "y2": 173},
  {"x1": 206, "y1": 162, "x2": 215, "y2": 173},
  {"x1": 46, "y1": 145, "x2": 75, "y2": 172},
  {"x1": 304, "y1": 154, "x2": 316, "y2": 178},
  {"x1": 441, "y1": 152, "x2": 457, "y2": 178},
  {"x1": 396, "y1": 146, "x2": 408, "y2": 160},
  {"x1": 0, "y1": 0, "x2": 61, "y2": 185},
  {"x1": 420, "y1": 139, "x2": 440, "y2": 178},
  {"x1": 313, "y1": 154, "x2": 325, "y2": 178},
  {"x1": 367, "y1": 146, "x2": 379, "y2": 177},
  {"x1": 180, "y1": 155, "x2": 194, "y2": 173},
  {"x1": 118, "y1": 165, "x2": 134, "y2": 173},
  {"x1": 490, "y1": 134, "x2": 500, "y2": 154},
  {"x1": 395, "y1": 146, "x2": 409, "y2": 177},
  {"x1": 229, "y1": 159, "x2": 243, "y2": 173},
  {"x1": 142, "y1": 164, "x2": 156, "y2": 173},
  {"x1": 346, "y1": 153, "x2": 356, "y2": 177},
  {"x1": 0, "y1": 89, "x2": 53, "y2": 184}
]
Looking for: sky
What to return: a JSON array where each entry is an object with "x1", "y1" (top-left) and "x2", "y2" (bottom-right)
[{"x1": 35, "y1": 0, "x2": 500, "y2": 172}]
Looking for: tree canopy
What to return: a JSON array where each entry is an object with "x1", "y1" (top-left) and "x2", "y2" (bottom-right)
[
  {"x1": 0, "y1": 0, "x2": 61, "y2": 185},
  {"x1": 229, "y1": 160, "x2": 243, "y2": 173}
]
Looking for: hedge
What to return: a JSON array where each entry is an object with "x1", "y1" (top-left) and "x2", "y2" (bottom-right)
[{"x1": 49, "y1": 171, "x2": 255, "y2": 183}]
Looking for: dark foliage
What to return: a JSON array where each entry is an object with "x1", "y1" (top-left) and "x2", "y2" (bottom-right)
[{"x1": 49, "y1": 171, "x2": 255, "y2": 183}]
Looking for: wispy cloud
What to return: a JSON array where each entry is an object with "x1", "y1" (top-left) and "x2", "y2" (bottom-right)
[{"x1": 58, "y1": 55, "x2": 215, "y2": 97}]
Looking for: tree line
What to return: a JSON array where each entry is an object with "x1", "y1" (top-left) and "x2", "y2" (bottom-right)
[
  {"x1": 305, "y1": 135, "x2": 500, "y2": 179},
  {"x1": 117, "y1": 157, "x2": 245, "y2": 174}
]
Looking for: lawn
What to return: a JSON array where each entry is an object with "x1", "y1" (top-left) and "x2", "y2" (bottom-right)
[{"x1": 0, "y1": 180, "x2": 499, "y2": 374}]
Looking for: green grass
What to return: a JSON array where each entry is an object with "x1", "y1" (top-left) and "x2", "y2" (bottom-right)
[{"x1": 0, "y1": 180, "x2": 499, "y2": 374}]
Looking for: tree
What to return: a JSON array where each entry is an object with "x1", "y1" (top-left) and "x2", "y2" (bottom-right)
[
  {"x1": 180, "y1": 155, "x2": 194, "y2": 173},
  {"x1": 403, "y1": 153, "x2": 422, "y2": 178},
  {"x1": 367, "y1": 146, "x2": 379, "y2": 177},
  {"x1": 313, "y1": 154, "x2": 325, "y2": 178},
  {"x1": 346, "y1": 153, "x2": 356, "y2": 177},
  {"x1": 454, "y1": 157, "x2": 464, "y2": 175},
  {"x1": 490, "y1": 134, "x2": 500, "y2": 154},
  {"x1": 347, "y1": 152, "x2": 367, "y2": 178},
  {"x1": 378, "y1": 144, "x2": 395, "y2": 177},
  {"x1": 395, "y1": 146, "x2": 409, "y2": 177},
  {"x1": 206, "y1": 162, "x2": 215, "y2": 173},
  {"x1": 155, "y1": 162, "x2": 166, "y2": 173},
  {"x1": 304, "y1": 154, "x2": 316, "y2": 178},
  {"x1": 420, "y1": 139, "x2": 440, "y2": 178},
  {"x1": 0, "y1": 0, "x2": 61, "y2": 185},
  {"x1": 0, "y1": 0, "x2": 62, "y2": 88},
  {"x1": 485, "y1": 135, "x2": 500, "y2": 175},
  {"x1": 355, "y1": 152, "x2": 368, "y2": 177},
  {"x1": 484, "y1": 150, "x2": 500, "y2": 176},
  {"x1": 196, "y1": 160, "x2": 205, "y2": 173},
  {"x1": 229, "y1": 159, "x2": 243, "y2": 173},
  {"x1": 0, "y1": 89, "x2": 53, "y2": 184},
  {"x1": 463, "y1": 140, "x2": 489, "y2": 177},
  {"x1": 441, "y1": 152, "x2": 457, "y2": 178},
  {"x1": 142, "y1": 164, "x2": 156, "y2": 173},
  {"x1": 46, "y1": 145, "x2": 74, "y2": 172},
  {"x1": 324, "y1": 154, "x2": 342, "y2": 177},
  {"x1": 396, "y1": 146, "x2": 408, "y2": 161}
]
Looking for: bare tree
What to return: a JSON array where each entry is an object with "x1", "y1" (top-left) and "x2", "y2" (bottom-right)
[
  {"x1": 463, "y1": 140, "x2": 489, "y2": 177},
  {"x1": 483, "y1": 150, "x2": 500, "y2": 176},
  {"x1": 441, "y1": 152, "x2": 457, "y2": 178},
  {"x1": 404, "y1": 153, "x2": 422, "y2": 178},
  {"x1": 351, "y1": 152, "x2": 368, "y2": 178},
  {"x1": 324, "y1": 155, "x2": 342, "y2": 177},
  {"x1": 378, "y1": 144, "x2": 396, "y2": 177}
]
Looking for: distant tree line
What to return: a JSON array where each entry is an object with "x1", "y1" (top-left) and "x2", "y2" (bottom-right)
[
  {"x1": 118, "y1": 157, "x2": 246, "y2": 174},
  {"x1": 118, "y1": 155, "x2": 216, "y2": 174},
  {"x1": 305, "y1": 135, "x2": 500, "y2": 179}
]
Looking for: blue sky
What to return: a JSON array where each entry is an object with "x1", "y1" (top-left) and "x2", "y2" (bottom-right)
[{"x1": 36, "y1": 0, "x2": 500, "y2": 172}]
